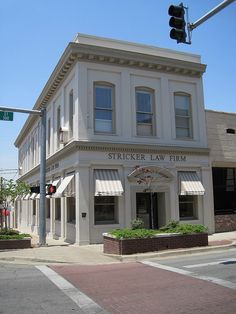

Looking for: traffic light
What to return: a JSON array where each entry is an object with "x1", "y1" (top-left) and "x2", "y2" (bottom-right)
[
  {"x1": 46, "y1": 184, "x2": 57, "y2": 195},
  {"x1": 168, "y1": 3, "x2": 187, "y2": 43}
]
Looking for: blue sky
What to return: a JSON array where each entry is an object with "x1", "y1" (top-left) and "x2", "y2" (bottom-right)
[{"x1": 0, "y1": 0, "x2": 235, "y2": 179}]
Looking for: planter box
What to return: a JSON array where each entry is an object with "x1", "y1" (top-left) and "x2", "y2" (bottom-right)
[
  {"x1": 103, "y1": 233, "x2": 208, "y2": 255},
  {"x1": 0, "y1": 238, "x2": 31, "y2": 250}
]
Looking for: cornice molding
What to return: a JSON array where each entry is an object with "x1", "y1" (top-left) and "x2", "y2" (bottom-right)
[{"x1": 15, "y1": 41, "x2": 206, "y2": 147}]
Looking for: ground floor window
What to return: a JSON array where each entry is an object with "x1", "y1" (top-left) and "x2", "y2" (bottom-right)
[
  {"x1": 55, "y1": 198, "x2": 61, "y2": 221},
  {"x1": 32, "y1": 200, "x2": 36, "y2": 216},
  {"x1": 67, "y1": 197, "x2": 75, "y2": 223},
  {"x1": 212, "y1": 167, "x2": 236, "y2": 214},
  {"x1": 94, "y1": 196, "x2": 118, "y2": 225},
  {"x1": 46, "y1": 198, "x2": 50, "y2": 218},
  {"x1": 179, "y1": 195, "x2": 197, "y2": 220}
]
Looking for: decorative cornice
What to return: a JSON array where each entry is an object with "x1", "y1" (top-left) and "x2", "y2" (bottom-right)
[{"x1": 15, "y1": 41, "x2": 206, "y2": 147}]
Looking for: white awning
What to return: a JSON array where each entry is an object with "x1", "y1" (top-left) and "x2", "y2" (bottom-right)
[
  {"x1": 53, "y1": 174, "x2": 74, "y2": 198},
  {"x1": 36, "y1": 194, "x2": 40, "y2": 199},
  {"x1": 179, "y1": 172, "x2": 205, "y2": 196},
  {"x1": 30, "y1": 193, "x2": 37, "y2": 200},
  {"x1": 23, "y1": 193, "x2": 31, "y2": 200},
  {"x1": 14, "y1": 195, "x2": 21, "y2": 202},
  {"x1": 94, "y1": 169, "x2": 124, "y2": 196}
]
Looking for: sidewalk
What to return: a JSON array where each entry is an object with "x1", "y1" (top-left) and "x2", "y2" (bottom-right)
[{"x1": 0, "y1": 231, "x2": 236, "y2": 265}]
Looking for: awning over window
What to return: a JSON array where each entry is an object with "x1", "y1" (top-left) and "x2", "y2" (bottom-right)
[
  {"x1": 94, "y1": 169, "x2": 124, "y2": 196},
  {"x1": 23, "y1": 193, "x2": 31, "y2": 200},
  {"x1": 179, "y1": 172, "x2": 205, "y2": 195},
  {"x1": 30, "y1": 193, "x2": 37, "y2": 200},
  {"x1": 53, "y1": 174, "x2": 74, "y2": 198}
]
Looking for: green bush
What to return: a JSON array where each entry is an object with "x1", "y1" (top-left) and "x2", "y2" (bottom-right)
[
  {"x1": 159, "y1": 220, "x2": 208, "y2": 234},
  {"x1": 109, "y1": 220, "x2": 208, "y2": 239},
  {"x1": 0, "y1": 229, "x2": 20, "y2": 236},
  {"x1": 110, "y1": 228, "x2": 159, "y2": 239},
  {"x1": 0, "y1": 229, "x2": 31, "y2": 240},
  {"x1": 130, "y1": 218, "x2": 144, "y2": 230}
]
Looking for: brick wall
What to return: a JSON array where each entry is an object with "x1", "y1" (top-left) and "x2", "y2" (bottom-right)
[
  {"x1": 0, "y1": 238, "x2": 31, "y2": 249},
  {"x1": 215, "y1": 214, "x2": 236, "y2": 232},
  {"x1": 103, "y1": 233, "x2": 208, "y2": 255}
]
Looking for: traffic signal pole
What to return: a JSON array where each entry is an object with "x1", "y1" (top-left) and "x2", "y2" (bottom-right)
[
  {"x1": 0, "y1": 105, "x2": 47, "y2": 246},
  {"x1": 189, "y1": 0, "x2": 235, "y2": 31}
]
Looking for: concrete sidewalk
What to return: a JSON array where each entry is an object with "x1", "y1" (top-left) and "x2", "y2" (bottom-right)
[{"x1": 0, "y1": 231, "x2": 236, "y2": 265}]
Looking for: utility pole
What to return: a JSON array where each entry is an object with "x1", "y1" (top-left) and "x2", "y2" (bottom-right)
[{"x1": 0, "y1": 106, "x2": 47, "y2": 246}]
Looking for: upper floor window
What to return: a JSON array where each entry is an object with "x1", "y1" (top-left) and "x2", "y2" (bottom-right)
[
  {"x1": 174, "y1": 93, "x2": 192, "y2": 139},
  {"x1": 47, "y1": 118, "x2": 51, "y2": 155},
  {"x1": 56, "y1": 106, "x2": 61, "y2": 149},
  {"x1": 94, "y1": 83, "x2": 115, "y2": 133},
  {"x1": 69, "y1": 90, "x2": 74, "y2": 138},
  {"x1": 136, "y1": 88, "x2": 155, "y2": 136}
]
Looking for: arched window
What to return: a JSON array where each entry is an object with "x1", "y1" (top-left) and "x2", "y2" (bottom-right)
[
  {"x1": 94, "y1": 82, "x2": 115, "y2": 133},
  {"x1": 136, "y1": 87, "x2": 155, "y2": 136},
  {"x1": 174, "y1": 92, "x2": 192, "y2": 139}
]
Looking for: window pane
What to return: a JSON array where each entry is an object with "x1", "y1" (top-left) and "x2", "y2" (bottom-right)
[
  {"x1": 94, "y1": 196, "x2": 117, "y2": 225},
  {"x1": 179, "y1": 195, "x2": 196, "y2": 219},
  {"x1": 137, "y1": 113, "x2": 152, "y2": 124},
  {"x1": 176, "y1": 127, "x2": 190, "y2": 138},
  {"x1": 137, "y1": 124, "x2": 152, "y2": 136},
  {"x1": 176, "y1": 116, "x2": 189, "y2": 128},
  {"x1": 95, "y1": 119, "x2": 112, "y2": 132},
  {"x1": 175, "y1": 95, "x2": 190, "y2": 116},
  {"x1": 95, "y1": 86, "x2": 112, "y2": 109},
  {"x1": 95, "y1": 109, "x2": 112, "y2": 120},
  {"x1": 136, "y1": 92, "x2": 152, "y2": 112}
]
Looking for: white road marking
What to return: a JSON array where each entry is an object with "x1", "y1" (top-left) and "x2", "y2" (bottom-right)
[
  {"x1": 142, "y1": 260, "x2": 236, "y2": 290},
  {"x1": 142, "y1": 261, "x2": 192, "y2": 275},
  {"x1": 36, "y1": 265, "x2": 108, "y2": 314},
  {"x1": 183, "y1": 258, "x2": 236, "y2": 269}
]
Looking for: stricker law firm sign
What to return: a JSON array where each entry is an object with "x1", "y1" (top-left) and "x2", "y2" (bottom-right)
[{"x1": 107, "y1": 152, "x2": 187, "y2": 162}]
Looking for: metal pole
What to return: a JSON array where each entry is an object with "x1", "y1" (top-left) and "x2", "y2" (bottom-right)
[
  {"x1": 38, "y1": 108, "x2": 47, "y2": 246},
  {"x1": 190, "y1": 0, "x2": 235, "y2": 30}
]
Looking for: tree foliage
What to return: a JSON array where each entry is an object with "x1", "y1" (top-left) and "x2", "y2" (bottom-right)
[{"x1": 0, "y1": 178, "x2": 30, "y2": 205}]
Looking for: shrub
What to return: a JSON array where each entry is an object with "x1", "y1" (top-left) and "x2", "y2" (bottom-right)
[
  {"x1": 0, "y1": 229, "x2": 20, "y2": 236},
  {"x1": 130, "y1": 218, "x2": 144, "y2": 230},
  {"x1": 0, "y1": 229, "x2": 31, "y2": 240},
  {"x1": 110, "y1": 228, "x2": 158, "y2": 239},
  {"x1": 159, "y1": 220, "x2": 208, "y2": 234}
]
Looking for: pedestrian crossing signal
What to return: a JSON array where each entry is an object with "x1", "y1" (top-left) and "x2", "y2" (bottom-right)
[{"x1": 46, "y1": 184, "x2": 57, "y2": 195}]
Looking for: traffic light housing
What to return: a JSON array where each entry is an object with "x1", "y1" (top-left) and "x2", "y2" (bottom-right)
[
  {"x1": 168, "y1": 3, "x2": 187, "y2": 43},
  {"x1": 46, "y1": 184, "x2": 57, "y2": 195},
  {"x1": 30, "y1": 186, "x2": 40, "y2": 194}
]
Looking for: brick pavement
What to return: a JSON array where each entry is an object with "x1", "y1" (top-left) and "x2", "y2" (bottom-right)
[{"x1": 51, "y1": 262, "x2": 236, "y2": 314}]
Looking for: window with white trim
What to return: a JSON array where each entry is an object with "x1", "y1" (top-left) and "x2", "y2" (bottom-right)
[
  {"x1": 56, "y1": 106, "x2": 61, "y2": 149},
  {"x1": 94, "y1": 83, "x2": 115, "y2": 133},
  {"x1": 174, "y1": 93, "x2": 192, "y2": 139},
  {"x1": 136, "y1": 88, "x2": 155, "y2": 136},
  {"x1": 69, "y1": 90, "x2": 74, "y2": 138},
  {"x1": 94, "y1": 196, "x2": 118, "y2": 225},
  {"x1": 179, "y1": 195, "x2": 197, "y2": 220}
]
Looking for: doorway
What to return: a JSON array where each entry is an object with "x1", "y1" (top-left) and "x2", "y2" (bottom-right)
[{"x1": 136, "y1": 193, "x2": 158, "y2": 229}]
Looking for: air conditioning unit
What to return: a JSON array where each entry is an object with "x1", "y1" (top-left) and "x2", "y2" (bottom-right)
[{"x1": 59, "y1": 127, "x2": 69, "y2": 144}]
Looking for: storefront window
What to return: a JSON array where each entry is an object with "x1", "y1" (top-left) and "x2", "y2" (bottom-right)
[
  {"x1": 94, "y1": 196, "x2": 118, "y2": 225},
  {"x1": 179, "y1": 195, "x2": 197, "y2": 220},
  {"x1": 67, "y1": 197, "x2": 76, "y2": 224},
  {"x1": 213, "y1": 167, "x2": 236, "y2": 214},
  {"x1": 55, "y1": 198, "x2": 61, "y2": 221},
  {"x1": 46, "y1": 198, "x2": 50, "y2": 218}
]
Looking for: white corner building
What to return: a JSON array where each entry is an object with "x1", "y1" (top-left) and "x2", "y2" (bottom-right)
[{"x1": 14, "y1": 34, "x2": 215, "y2": 245}]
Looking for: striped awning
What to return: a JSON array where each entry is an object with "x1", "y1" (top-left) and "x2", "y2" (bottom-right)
[
  {"x1": 94, "y1": 169, "x2": 124, "y2": 196},
  {"x1": 53, "y1": 174, "x2": 74, "y2": 198},
  {"x1": 179, "y1": 172, "x2": 205, "y2": 196}
]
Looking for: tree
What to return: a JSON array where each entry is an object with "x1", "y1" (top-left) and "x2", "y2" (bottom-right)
[{"x1": 0, "y1": 177, "x2": 30, "y2": 230}]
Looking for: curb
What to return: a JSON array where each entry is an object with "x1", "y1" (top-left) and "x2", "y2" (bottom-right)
[{"x1": 104, "y1": 243, "x2": 236, "y2": 262}]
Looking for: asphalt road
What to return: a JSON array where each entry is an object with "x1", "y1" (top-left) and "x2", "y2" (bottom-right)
[{"x1": 1, "y1": 249, "x2": 236, "y2": 314}]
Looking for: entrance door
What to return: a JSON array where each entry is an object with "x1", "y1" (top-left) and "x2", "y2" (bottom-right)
[{"x1": 136, "y1": 193, "x2": 158, "y2": 229}]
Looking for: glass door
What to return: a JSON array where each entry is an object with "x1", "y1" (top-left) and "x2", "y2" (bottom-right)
[{"x1": 136, "y1": 193, "x2": 158, "y2": 229}]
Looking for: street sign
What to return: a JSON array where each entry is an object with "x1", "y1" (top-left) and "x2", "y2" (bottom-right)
[{"x1": 0, "y1": 111, "x2": 14, "y2": 121}]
